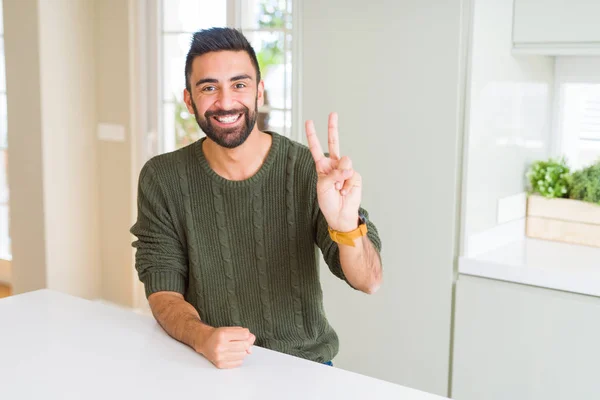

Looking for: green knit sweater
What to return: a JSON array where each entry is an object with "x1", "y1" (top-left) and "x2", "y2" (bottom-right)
[{"x1": 130, "y1": 132, "x2": 382, "y2": 363}]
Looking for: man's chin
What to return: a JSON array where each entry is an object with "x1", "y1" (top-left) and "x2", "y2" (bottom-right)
[{"x1": 207, "y1": 131, "x2": 249, "y2": 149}]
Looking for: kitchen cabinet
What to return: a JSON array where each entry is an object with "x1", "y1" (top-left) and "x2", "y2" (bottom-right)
[
  {"x1": 513, "y1": 0, "x2": 600, "y2": 54},
  {"x1": 452, "y1": 275, "x2": 600, "y2": 400}
]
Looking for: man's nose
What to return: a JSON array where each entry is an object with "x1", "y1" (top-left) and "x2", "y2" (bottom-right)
[{"x1": 216, "y1": 88, "x2": 235, "y2": 110}]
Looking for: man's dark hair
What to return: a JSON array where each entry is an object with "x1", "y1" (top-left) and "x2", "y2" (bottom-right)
[{"x1": 184, "y1": 27, "x2": 261, "y2": 93}]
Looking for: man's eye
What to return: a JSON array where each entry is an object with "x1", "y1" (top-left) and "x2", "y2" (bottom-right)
[
  {"x1": 202, "y1": 86, "x2": 216, "y2": 92},
  {"x1": 234, "y1": 83, "x2": 246, "y2": 89}
]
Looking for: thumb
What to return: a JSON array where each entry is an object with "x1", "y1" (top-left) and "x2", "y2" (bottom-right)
[
  {"x1": 320, "y1": 168, "x2": 353, "y2": 191},
  {"x1": 246, "y1": 333, "x2": 256, "y2": 354}
]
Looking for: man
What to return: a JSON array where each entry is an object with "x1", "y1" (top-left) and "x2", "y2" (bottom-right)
[{"x1": 130, "y1": 27, "x2": 382, "y2": 369}]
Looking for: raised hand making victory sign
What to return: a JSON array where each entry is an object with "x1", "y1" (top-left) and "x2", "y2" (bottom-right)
[{"x1": 305, "y1": 112, "x2": 362, "y2": 233}]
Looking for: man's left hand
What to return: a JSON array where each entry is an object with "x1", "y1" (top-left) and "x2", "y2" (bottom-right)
[{"x1": 305, "y1": 112, "x2": 362, "y2": 232}]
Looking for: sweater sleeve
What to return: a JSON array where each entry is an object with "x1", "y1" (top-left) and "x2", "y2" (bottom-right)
[
  {"x1": 311, "y1": 171, "x2": 383, "y2": 288},
  {"x1": 130, "y1": 161, "x2": 188, "y2": 298}
]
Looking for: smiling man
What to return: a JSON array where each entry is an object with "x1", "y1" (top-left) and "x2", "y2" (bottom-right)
[{"x1": 130, "y1": 27, "x2": 383, "y2": 369}]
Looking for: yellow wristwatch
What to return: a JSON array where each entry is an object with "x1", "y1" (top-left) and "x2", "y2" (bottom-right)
[{"x1": 328, "y1": 214, "x2": 368, "y2": 247}]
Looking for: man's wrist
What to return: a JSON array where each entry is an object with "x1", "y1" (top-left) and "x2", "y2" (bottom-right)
[
  {"x1": 189, "y1": 320, "x2": 214, "y2": 354},
  {"x1": 329, "y1": 214, "x2": 362, "y2": 233},
  {"x1": 331, "y1": 223, "x2": 359, "y2": 233}
]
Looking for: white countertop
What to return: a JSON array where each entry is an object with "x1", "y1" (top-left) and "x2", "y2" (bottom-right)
[
  {"x1": 459, "y1": 238, "x2": 600, "y2": 297},
  {"x1": 0, "y1": 289, "x2": 448, "y2": 400}
]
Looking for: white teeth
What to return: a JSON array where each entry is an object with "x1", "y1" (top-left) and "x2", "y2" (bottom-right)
[{"x1": 216, "y1": 114, "x2": 240, "y2": 123}]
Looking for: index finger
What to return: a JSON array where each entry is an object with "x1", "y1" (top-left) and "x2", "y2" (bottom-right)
[
  {"x1": 223, "y1": 327, "x2": 251, "y2": 341},
  {"x1": 328, "y1": 112, "x2": 340, "y2": 160},
  {"x1": 305, "y1": 120, "x2": 325, "y2": 164}
]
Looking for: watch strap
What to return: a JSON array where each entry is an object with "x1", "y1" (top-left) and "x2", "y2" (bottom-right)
[{"x1": 328, "y1": 222, "x2": 368, "y2": 247}]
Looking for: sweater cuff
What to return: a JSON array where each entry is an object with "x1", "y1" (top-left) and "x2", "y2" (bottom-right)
[{"x1": 141, "y1": 271, "x2": 186, "y2": 298}]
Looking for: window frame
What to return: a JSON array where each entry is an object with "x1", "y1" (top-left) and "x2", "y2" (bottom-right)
[
  {"x1": 552, "y1": 56, "x2": 600, "y2": 169},
  {"x1": 0, "y1": 0, "x2": 11, "y2": 262}
]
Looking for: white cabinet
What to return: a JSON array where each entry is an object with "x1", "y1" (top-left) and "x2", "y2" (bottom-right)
[
  {"x1": 513, "y1": 0, "x2": 600, "y2": 54},
  {"x1": 452, "y1": 275, "x2": 600, "y2": 400}
]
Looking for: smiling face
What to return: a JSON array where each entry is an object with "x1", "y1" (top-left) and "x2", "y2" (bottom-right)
[{"x1": 184, "y1": 50, "x2": 264, "y2": 149}]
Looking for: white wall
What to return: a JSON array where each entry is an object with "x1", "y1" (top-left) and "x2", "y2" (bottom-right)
[
  {"x1": 38, "y1": 0, "x2": 100, "y2": 298},
  {"x1": 94, "y1": 0, "x2": 137, "y2": 307},
  {"x1": 462, "y1": 0, "x2": 555, "y2": 255},
  {"x1": 4, "y1": 0, "x2": 151, "y2": 306},
  {"x1": 302, "y1": 0, "x2": 466, "y2": 395},
  {"x1": 5, "y1": 0, "x2": 101, "y2": 298},
  {"x1": 4, "y1": 0, "x2": 47, "y2": 293}
]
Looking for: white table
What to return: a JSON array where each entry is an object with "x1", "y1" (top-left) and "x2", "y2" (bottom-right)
[{"x1": 0, "y1": 290, "x2": 448, "y2": 399}]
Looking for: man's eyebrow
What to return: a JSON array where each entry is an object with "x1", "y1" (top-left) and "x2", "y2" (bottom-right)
[
  {"x1": 230, "y1": 74, "x2": 252, "y2": 81},
  {"x1": 195, "y1": 78, "x2": 218, "y2": 87}
]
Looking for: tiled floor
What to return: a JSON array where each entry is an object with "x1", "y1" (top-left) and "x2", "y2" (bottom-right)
[{"x1": 0, "y1": 284, "x2": 11, "y2": 299}]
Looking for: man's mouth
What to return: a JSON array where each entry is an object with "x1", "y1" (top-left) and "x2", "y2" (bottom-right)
[{"x1": 212, "y1": 113, "x2": 243, "y2": 125}]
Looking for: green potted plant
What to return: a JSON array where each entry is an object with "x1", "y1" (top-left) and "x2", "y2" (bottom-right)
[
  {"x1": 569, "y1": 161, "x2": 600, "y2": 205},
  {"x1": 525, "y1": 158, "x2": 600, "y2": 248},
  {"x1": 526, "y1": 157, "x2": 571, "y2": 199}
]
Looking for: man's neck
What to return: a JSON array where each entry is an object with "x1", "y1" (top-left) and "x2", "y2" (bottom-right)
[{"x1": 201, "y1": 129, "x2": 272, "y2": 181}]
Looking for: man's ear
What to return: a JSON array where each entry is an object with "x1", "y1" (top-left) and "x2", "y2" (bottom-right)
[
  {"x1": 257, "y1": 80, "x2": 265, "y2": 108},
  {"x1": 183, "y1": 89, "x2": 195, "y2": 114}
]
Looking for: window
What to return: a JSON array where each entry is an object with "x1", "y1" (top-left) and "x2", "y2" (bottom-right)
[
  {"x1": 554, "y1": 57, "x2": 600, "y2": 171},
  {"x1": 0, "y1": 0, "x2": 11, "y2": 260},
  {"x1": 240, "y1": 0, "x2": 294, "y2": 139},
  {"x1": 160, "y1": 0, "x2": 227, "y2": 153},
  {"x1": 152, "y1": 0, "x2": 298, "y2": 154}
]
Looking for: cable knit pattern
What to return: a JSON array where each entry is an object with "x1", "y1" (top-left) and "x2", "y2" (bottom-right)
[
  {"x1": 211, "y1": 181, "x2": 242, "y2": 326},
  {"x1": 130, "y1": 132, "x2": 383, "y2": 363},
  {"x1": 285, "y1": 143, "x2": 306, "y2": 339},
  {"x1": 176, "y1": 156, "x2": 206, "y2": 319},
  {"x1": 252, "y1": 183, "x2": 274, "y2": 341}
]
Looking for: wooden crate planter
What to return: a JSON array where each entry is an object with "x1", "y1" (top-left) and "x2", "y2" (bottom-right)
[{"x1": 526, "y1": 195, "x2": 600, "y2": 248}]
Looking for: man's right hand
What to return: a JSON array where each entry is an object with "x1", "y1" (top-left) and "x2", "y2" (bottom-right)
[
  {"x1": 195, "y1": 326, "x2": 256, "y2": 369},
  {"x1": 147, "y1": 291, "x2": 256, "y2": 370}
]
